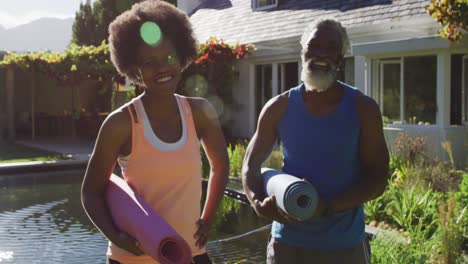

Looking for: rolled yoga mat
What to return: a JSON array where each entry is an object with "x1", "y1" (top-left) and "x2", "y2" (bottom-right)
[
  {"x1": 262, "y1": 168, "x2": 319, "y2": 221},
  {"x1": 106, "y1": 174, "x2": 192, "y2": 264}
]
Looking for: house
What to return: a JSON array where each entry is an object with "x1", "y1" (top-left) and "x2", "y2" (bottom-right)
[{"x1": 179, "y1": 0, "x2": 468, "y2": 166}]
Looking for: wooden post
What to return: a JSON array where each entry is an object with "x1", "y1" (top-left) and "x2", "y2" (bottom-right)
[
  {"x1": 71, "y1": 84, "x2": 76, "y2": 139},
  {"x1": 6, "y1": 67, "x2": 15, "y2": 141},
  {"x1": 30, "y1": 69, "x2": 36, "y2": 140}
]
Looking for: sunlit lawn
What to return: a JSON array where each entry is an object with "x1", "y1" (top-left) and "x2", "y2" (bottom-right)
[{"x1": 0, "y1": 143, "x2": 68, "y2": 163}]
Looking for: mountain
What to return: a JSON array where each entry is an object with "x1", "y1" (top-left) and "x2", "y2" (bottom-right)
[{"x1": 0, "y1": 17, "x2": 74, "y2": 53}]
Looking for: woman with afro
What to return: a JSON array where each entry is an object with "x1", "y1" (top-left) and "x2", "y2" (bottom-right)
[{"x1": 81, "y1": 1, "x2": 229, "y2": 263}]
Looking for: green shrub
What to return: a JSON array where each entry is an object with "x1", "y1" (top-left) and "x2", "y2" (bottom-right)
[
  {"x1": 227, "y1": 143, "x2": 246, "y2": 178},
  {"x1": 386, "y1": 184, "x2": 441, "y2": 239},
  {"x1": 434, "y1": 196, "x2": 465, "y2": 264},
  {"x1": 126, "y1": 85, "x2": 136, "y2": 102},
  {"x1": 263, "y1": 147, "x2": 283, "y2": 170},
  {"x1": 393, "y1": 132, "x2": 427, "y2": 164},
  {"x1": 364, "y1": 191, "x2": 390, "y2": 224},
  {"x1": 200, "y1": 145, "x2": 210, "y2": 179},
  {"x1": 371, "y1": 231, "x2": 437, "y2": 263},
  {"x1": 411, "y1": 161, "x2": 464, "y2": 193}
]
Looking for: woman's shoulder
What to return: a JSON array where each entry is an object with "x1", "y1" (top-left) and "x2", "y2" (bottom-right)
[
  {"x1": 183, "y1": 96, "x2": 217, "y2": 120},
  {"x1": 183, "y1": 96, "x2": 207, "y2": 107},
  {"x1": 101, "y1": 104, "x2": 133, "y2": 134}
]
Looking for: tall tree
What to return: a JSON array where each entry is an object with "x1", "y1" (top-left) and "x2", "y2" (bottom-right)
[
  {"x1": 72, "y1": 0, "x2": 99, "y2": 46},
  {"x1": 71, "y1": 0, "x2": 177, "y2": 46},
  {"x1": 92, "y1": 0, "x2": 130, "y2": 44}
]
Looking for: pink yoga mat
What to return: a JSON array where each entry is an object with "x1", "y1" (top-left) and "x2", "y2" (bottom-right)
[{"x1": 106, "y1": 174, "x2": 192, "y2": 264}]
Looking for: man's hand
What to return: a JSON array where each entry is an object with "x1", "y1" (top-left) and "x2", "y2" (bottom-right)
[
  {"x1": 112, "y1": 232, "x2": 144, "y2": 256},
  {"x1": 194, "y1": 219, "x2": 211, "y2": 249},
  {"x1": 253, "y1": 195, "x2": 299, "y2": 223}
]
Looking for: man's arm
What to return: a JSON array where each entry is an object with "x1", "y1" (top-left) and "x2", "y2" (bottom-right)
[
  {"x1": 242, "y1": 94, "x2": 296, "y2": 223},
  {"x1": 326, "y1": 94, "x2": 390, "y2": 214}
]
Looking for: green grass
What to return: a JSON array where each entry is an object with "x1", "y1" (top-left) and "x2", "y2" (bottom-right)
[{"x1": 0, "y1": 143, "x2": 68, "y2": 163}]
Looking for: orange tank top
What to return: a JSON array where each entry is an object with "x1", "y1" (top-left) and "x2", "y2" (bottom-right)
[{"x1": 107, "y1": 94, "x2": 205, "y2": 264}]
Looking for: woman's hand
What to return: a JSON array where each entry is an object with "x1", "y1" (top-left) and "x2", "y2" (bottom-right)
[
  {"x1": 112, "y1": 232, "x2": 144, "y2": 256},
  {"x1": 193, "y1": 219, "x2": 211, "y2": 249}
]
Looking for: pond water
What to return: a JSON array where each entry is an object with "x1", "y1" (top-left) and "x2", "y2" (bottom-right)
[{"x1": 0, "y1": 172, "x2": 270, "y2": 263}]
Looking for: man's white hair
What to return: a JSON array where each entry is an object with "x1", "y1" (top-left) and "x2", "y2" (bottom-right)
[{"x1": 300, "y1": 18, "x2": 349, "y2": 56}]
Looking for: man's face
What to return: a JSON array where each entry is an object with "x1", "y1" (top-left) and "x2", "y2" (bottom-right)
[{"x1": 301, "y1": 26, "x2": 344, "y2": 92}]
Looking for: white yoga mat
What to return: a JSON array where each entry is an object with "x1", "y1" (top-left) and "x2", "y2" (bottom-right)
[
  {"x1": 262, "y1": 168, "x2": 319, "y2": 221},
  {"x1": 106, "y1": 174, "x2": 192, "y2": 264}
]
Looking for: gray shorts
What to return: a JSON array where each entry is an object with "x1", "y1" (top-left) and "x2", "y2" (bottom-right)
[{"x1": 266, "y1": 236, "x2": 371, "y2": 264}]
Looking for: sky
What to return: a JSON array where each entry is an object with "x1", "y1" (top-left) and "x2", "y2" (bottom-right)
[{"x1": 0, "y1": 0, "x2": 96, "y2": 29}]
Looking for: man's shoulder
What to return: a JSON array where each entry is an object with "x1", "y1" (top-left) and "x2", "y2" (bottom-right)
[
  {"x1": 355, "y1": 92, "x2": 379, "y2": 114},
  {"x1": 353, "y1": 91, "x2": 382, "y2": 126},
  {"x1": 263, "y1": 91, "x2": 290, "y2": 116}
]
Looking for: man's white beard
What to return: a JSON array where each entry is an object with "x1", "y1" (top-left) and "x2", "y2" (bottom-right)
[{"x1": 301, "y1": 59, "x2": 337, "y2": 92}]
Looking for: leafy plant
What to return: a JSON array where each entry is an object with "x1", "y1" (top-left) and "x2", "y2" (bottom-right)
[
  {"x1": 425, "y1": 0, "x2": 468, "y2": 42},
  {"x1": 371, "y1": 231, "x2": 437, "y2": 264},
  {"x1": 125, "y1": 85, "x2": 136, "y2": 102},
  {"x1": 411, "y1": 161, "x2": 464, "y2": 193},
  {"x1": 386, "y1": 185, "x2": 440, "y2": 239},
  {"x1": 263, "y1": 148, "x2": 283, "y2": 170},
  {"x1": 228, "y1": 143, "x2": 247, "y2": 178},
  {"x1": 0, "y1": 41, "x2": 116, "y2": 85},
  {"x1": 441, "y1": 141, "x2": 455, "y2": 167},
  {"x1": 393, "y1": 132, "x2": 427, "y2": 164},
  {"x1": 382, "y1": 115, "x2": 390, "y2": 127},
  {"x1": 180, "y1": 37, "x2": 255, "y2": 141},
  {"x1": 194, "y1": 37, "x2": 255, "y2": 66},
  {"x1": 364, "y1": 191, "x2": 389, "y2": 223},
  {"x1": 435, "y1": 196, "x2": 464, "y2": 263},
  {"x1": 200, "y1": 145, "x2": 210, "y2": 179}
]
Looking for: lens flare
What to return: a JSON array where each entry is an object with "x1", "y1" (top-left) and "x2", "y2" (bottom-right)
[
  {"x1": 184, "y1": 74, "x2": 208, "y2": 97},
  {"x1": 140, "y1": 22, "x2": 163, "y2": 46}
]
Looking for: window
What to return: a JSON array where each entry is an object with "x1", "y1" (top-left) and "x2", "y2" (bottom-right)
[
  {"x1": 450, "y1": 54, "x2": 468, "y2": 125},
  {"x1": 278, "y1": 62, "x2": 299, "y2": 93},
  {"x1": 463, "y1": 56, "x2": 468, "y2": 124},
  {"x1": 374, "y1": 56, "x2": 437, "y2": 125},
  {"x1": 253, "y1": 0, "x2": 278, "y2": 10},
  {"x1": 381, "y1": 60, "x2": 401, "y2": 122},
  {"x1": 256, "y1": 64, "x2": 272, "y2": 120},
  {"x1": 255, "y1": 61, "x2": 299, "y2": 119},
  {"x1": 340, "y1": 57, "x2": 355, "y2": 86},
  {"x1": 404, "y1": 56, "x2": 437, "y2": 124}
]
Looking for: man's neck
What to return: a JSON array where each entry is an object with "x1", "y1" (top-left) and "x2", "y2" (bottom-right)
[{"x1": 303, "y1": 81, "x2": 342, "y2": 104}]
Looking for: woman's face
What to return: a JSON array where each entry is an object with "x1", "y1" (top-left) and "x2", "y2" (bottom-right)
[{"x1": 135, "y1": 36, "x2": 182, "y2": 94}]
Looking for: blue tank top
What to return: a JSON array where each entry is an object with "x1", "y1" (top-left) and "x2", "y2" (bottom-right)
[{"x1": 273, "y1": 81, "x2": 365, "y2": 249}]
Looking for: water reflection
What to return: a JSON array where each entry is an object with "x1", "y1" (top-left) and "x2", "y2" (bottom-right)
[{"x1": 0, "y1": 175, "x2": 269, "y2": 263}]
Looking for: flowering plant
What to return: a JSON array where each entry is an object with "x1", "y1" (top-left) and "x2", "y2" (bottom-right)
[
  {"x1": 425, "y1": 0, "x2": 467, "y2": 42},
  {"x1": 194, "y1": 37, "x2": 255, "y2": 65}
]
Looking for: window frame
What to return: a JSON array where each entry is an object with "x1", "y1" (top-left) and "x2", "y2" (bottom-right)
[
  {"x1": 252, "y1": 0, "x2": 278, "y2": 11},
  {"x1": 379, "y1": 59, "x2": 403, "y2": 123},
  {"x1": 343, "y1": 56, "x2": 355, "y2": 87},
  {"x1": 254, "y1": 60, "x2": 300, "y2": 119},
  {"x1": 373, "y1": 55, "x2": 438, "y2": 126},
  {"x1": 462, "y1": 55, "x2": 468, "y2": 125}
]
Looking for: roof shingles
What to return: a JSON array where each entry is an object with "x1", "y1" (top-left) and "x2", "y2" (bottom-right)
[{"x1": 190, "y1": 0, "x2": 428, "y2": 44}]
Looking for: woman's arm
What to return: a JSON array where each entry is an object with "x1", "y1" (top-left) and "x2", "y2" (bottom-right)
[
  {"x1": 81, "y1": 109, "x2": 143, "y2": 255},
  {"x1": 190, "y1": 98, "x2": 229, "y2": 248}
]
